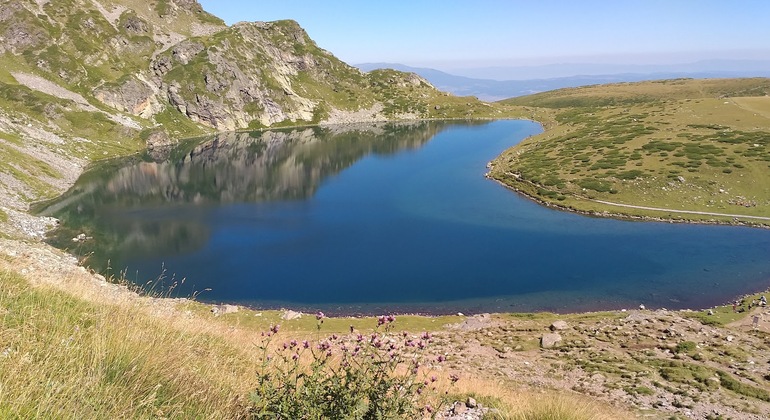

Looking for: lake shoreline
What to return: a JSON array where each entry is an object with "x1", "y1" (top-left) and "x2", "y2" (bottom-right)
[{"x1": 485, "y1": 172, "x2": 770, "y2": 230}]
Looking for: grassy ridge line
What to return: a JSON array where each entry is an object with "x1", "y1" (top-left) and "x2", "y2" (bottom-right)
[{"x1": 491, "y1": 78, "x2": 770, "y2": 226}]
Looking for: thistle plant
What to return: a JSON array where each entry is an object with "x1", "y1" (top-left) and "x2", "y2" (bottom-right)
[{"x1": 249, "y1": 314, "x2": 456, "y2": 419}]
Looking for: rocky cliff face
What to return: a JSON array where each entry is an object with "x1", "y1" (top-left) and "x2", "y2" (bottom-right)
[
  {"x1": 0, "y1": 0, "x2": 500, "y2": 212},
  {"x1": 1, "y1": 0, "x2": 451, "y2": 132}
]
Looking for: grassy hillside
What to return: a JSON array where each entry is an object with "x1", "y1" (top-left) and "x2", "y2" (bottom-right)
[
  {"x1": 490, "y1": 78, "x2": 770, "y2": 225},
  {"x1": 0, "y1": 259, "x2": 632, "y2": 419},
  {"x1": 6, "y1": 243, "x2": 770, "y2": 418}
]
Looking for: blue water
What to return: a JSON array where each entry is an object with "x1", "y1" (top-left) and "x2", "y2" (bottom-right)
[{"x1": 43, "y1": 120, "x2": 770, "y2": 315}]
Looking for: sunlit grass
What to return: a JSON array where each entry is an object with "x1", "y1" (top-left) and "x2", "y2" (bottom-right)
[{"x1": 0, "y1": 269, "x2": 254, "y2": 418}]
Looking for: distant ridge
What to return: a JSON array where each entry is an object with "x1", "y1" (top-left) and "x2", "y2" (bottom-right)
[{"x1": 356, "y1": 61, "x2": 770, "y2": 101}]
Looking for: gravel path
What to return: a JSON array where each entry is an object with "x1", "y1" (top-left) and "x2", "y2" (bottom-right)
[{"x1": 592, "y1": 199, "x2": 770, "y2": 221}]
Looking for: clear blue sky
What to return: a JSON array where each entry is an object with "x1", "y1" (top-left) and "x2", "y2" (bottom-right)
[{"x1": 198, "y1": 0, "x2": 770, "y2": 70}]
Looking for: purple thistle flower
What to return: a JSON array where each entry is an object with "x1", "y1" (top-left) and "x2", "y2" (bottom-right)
[
  {"x1": 386, "y1": 315, "x2": 395, "y2": 323},
  {"x1": 316, "y1": 311, "x2": 325, "y2": 320},
  {"x1": 377, "y1": 315, "x2": 386, "y2": 326},
  {"x1": 450, "y1": 373, "x2": 460, "y2": 383},
  {"x1": 282, "y1": 342, "x2": 288, "y2": 350},
  {"x1": 424, "y1": 405, "x2": 433, "y2": 414},
  {"x1": 430, "y1": 375, "x2": 437, "y2": 383},
  {"x1": 302, "y1": 340, "x2": 310, "y2": 349},
  {"x1": 420, "y1": 332, "x2": 431, "y2": 340},
  {"x1": 331, "y1": 334, "x2": 339, "y2": 341},
  {"x1": 290, "y1": 339, "x2": 298, "y2": 348},
  {"x1": 436, "y1": 355, "x2": 446, "y2": 363},
  {"x1": 292, "y1": 353, "x2": 299, "y2": 361},
  {"x1": 356, "y1": 334, "x2": 364, "y2": 342},
  {"x1": 270, "y1": 324, "x2": 280, "y2": 334}
]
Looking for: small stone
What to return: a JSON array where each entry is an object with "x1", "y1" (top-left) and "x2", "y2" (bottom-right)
[
  {"x1": 453, "y1": 401, "x2": 467, "y2": 414},
  {"x1": 725, "y1": 335, "x2": 734, "y2": 342},
  {"x1": 466, "y1": 397, "x2": 477, "y2": 408},
  {"x1": 457, "y1": 312, "x2": 464, "y2": 316},
  {"x1": 639, "y1": 304, "x2": 646, "y2": 310},
  {"x1": 708, "y1": 309, "x2": 714, "y2": 315}
]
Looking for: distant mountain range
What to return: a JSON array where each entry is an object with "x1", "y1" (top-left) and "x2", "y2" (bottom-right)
[{"x1": 356, "y1": 61, "x2": 770, "y2": 101}]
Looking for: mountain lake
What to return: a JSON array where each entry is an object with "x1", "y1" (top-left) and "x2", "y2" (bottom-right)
[{"x1": 38, "y1": 120, "x2": 770, "y2": 315}]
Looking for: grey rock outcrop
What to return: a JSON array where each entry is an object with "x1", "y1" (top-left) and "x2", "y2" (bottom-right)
[
  {"x1": 541, "y1": 333, "x2": 562, "y2": 348},
  {"x1": 94, "y1": 76, "x2": 162, "y2": 118}
]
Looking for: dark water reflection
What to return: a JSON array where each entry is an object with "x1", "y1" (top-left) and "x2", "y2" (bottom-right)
[{"x1": 39, "y1": 120, "x2": 770, "y2": 315}]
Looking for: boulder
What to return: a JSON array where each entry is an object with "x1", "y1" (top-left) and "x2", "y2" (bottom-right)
[
  {"x1": 541, "y1": 333, "x2": 562, "y2": 348},
  {"x1": 211, "y1": 304, "x2": 238, "y2": 316},
  {"x1": 281, "y1": 310, "x2": 302, "y2": 320},
  {"x1": 550, "y1": 320, "x2": 569, "y2": 331}
]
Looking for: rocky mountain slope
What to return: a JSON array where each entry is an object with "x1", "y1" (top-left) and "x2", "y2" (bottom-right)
[{"x1": 0, "y1": 0, "x2": 509, "y2": 217}]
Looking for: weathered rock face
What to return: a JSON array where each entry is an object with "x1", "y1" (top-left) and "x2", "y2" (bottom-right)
[
  {"x1": 151, "y1": 21, "x2": 331, "y2": 130},
  {"x1": 0, "y1": 3, "x2": 47, "y2": 53},
  {"x1": 3, "y1": 0, "x2": 450, "y2": 141},
  {"x1": 94, "y1": 76, "x2": 162, "y2": 118}
]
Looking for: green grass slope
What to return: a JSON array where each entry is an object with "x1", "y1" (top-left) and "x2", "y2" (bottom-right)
[{"x1": 490, "y1": 78, "x2": 770, "y2": 225}]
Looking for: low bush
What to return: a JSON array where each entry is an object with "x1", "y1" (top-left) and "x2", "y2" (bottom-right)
[{"x1": 250, "y1": 313, "x2": 455, "y2": 418}]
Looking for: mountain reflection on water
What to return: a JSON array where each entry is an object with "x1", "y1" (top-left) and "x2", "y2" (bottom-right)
[{"x1": 39, "y1": 121, "x2": 457, "y2": 275}]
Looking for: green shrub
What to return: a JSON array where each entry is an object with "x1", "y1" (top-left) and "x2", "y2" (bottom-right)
[
  {"x1": 617, "y1": 170, "x2": 643, "y2": 180},
  {"x1": 675, "y1": 341, "x2": 697, "y2": 354},
  {"x1": 577, "y1": 178, "x2": 612, "y2": 193}
]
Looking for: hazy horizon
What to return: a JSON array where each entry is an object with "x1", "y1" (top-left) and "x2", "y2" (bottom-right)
[{"x1": 198, "y1": 0, "x2": 770, "y2": 79}]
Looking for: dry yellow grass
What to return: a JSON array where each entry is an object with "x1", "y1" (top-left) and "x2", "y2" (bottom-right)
[
  {"x1": 0, "y1": 238, "x2": 631, "y2": 419},
  {"x1": 447, "y1": 376, "x2": 632, "y2": 420},
  {"x1": 0, "y1": 268, "x2": 258, "y2": 418}
]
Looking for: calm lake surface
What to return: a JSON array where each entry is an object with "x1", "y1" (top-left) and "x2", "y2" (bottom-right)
[{"x1": 41, "y1": 120, "x2": 770, "y2": 315}]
